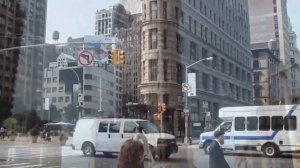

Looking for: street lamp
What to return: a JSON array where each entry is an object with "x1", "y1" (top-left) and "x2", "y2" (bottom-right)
[{"x1": 183, "y1": 57, "x2": 213, "y2": 144}]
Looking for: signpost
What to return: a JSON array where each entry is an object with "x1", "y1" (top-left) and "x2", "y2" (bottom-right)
[
  {"x1": 78, "y1": 50, "x2": 94, "y2": 66},
  {"x1": 188, "y1": 73, "x2": 196, "y2": 96},
  {"x1": 182, "y1": 83, "x2": 191, "y2": 92}
]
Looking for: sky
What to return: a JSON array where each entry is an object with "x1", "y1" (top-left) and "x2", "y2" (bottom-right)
[
  {"x1": 46, "y1": 0, "x2": 300, "y2": 48},
  {"x1": 46, "y1": 0, "x2": 118, "y2": 43}
]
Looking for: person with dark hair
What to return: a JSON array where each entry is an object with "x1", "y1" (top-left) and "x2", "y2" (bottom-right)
[
  {"x1": 133, "y1": 126, "x2": 154, "y2": 161},
  {"x1": 209, "y1": 130, "x2": 230, "y2": 168},
  {"x1": 117, "y1": 139, "x2": 144, "y2": 168}
]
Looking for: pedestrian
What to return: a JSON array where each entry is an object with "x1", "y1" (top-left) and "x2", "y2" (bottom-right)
[
  {"x1": 117, "y1": 139, "x2": 144, "y2": 168},
  {"x1": 133, "y1": 126, "x2": 155, "y2": 162},
  {"x1": 209, "y1": 130, "x2": 230, "y2": 168},
  {"x1": 0, "y1": 126, "x2": 5, "y2": 139}
]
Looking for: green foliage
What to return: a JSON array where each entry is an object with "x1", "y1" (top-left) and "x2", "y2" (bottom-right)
[
  {"x1": 30, "y1": 127, "x2": 40, "y2": 136},
  {"x1": 49, "y1": 104, "x2": 62, "y2": 122},
  {"x1": 3, "y1": 117, "x2": 18, "y2": 135},
  {"x1": 63, "y1": 104, "x2": 78, "y2": 122}
]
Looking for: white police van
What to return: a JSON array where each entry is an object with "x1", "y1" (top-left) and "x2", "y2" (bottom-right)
[
  {"x1": 72, "y1": 118, "x2": 178, "y2": 159},
  {"x1": 199, "y1": 105, "x2": 300, "y2": 157}
]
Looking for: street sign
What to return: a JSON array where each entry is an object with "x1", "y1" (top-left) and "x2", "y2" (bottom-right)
[
  {"x1": 203, "y1": 101, "x2": 209, "y2": 109},
  {"x1": 188, "y1": 73, "x2": 196, "y2": 96},
  {"x1": 183, "y1": 108, "x2": 189, "y2": 113},
  {"x1": 78, "y1": 50, "x2": 94, "y2": 66},
  {"x1": 182, "y1": 83, "x2": 191, "y2": 92}
]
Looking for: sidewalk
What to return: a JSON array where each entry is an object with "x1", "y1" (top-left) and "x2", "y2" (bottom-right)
[
  {"x1": 176, "y1": 137, "x2": 200, "y2": 146},
  {"x1": 0, "y1": 136, "x2": 73, "y2": 146}
]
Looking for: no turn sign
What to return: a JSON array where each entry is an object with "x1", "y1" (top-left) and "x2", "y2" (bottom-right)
[
  {"x1": 182, "y1": 83, "x2": 191, "y2": 92},
  {"x1": 78, "y1": 50, "x2": 94, "y2": 66}
]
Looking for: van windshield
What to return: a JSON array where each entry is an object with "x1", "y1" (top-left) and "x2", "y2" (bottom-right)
[{"x1": 136, "y1": 121, "x2": 159, "y2": 133}]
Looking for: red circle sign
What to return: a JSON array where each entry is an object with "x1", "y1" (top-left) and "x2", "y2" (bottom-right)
[{"x1": 79, "y1": 50, "x2": 94, "y2": 66}]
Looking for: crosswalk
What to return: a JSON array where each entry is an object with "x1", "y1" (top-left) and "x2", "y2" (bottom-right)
[{"x1": 0, "y1": 146, "x2": 82, "y2": 168}]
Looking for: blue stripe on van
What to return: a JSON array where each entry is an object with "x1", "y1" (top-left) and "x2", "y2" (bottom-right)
[{"x1": 202, "y1": 105, "x2": 298, "y2": 141}]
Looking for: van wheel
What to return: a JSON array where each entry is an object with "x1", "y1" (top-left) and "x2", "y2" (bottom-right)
[
  {"x1": 263, "y1": 144, "x2": 279, "y2": 157},
  {"x1": 204, "y1": 142, "x2": 211, "y2": 154},
  {"x1": 82, "y1": 143, "x2": 95, "y2": 157}
]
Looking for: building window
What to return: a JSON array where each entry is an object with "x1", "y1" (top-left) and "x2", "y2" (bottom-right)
[
  {"x1": 176, "y1": 34, "x2": 182, "y2": 53},
  {"x1": 204, "y1": 27, "x2": 208, "y2": 41},
  {"x1": 163, "y1": 1, "x2": 167, "y2": 20},
  {"x1": 202, "y1": 73, "x2": 208, "y2": 90},
  {"x1": 149, "y1": 29, "x2": 157, "y2": 49},
  {"x1": 194, "y1": 20, "x2": 197, "y2": 34},
  {"x1": 52, "y1": 77, "x2": 57, "y2": 83},
  {"x1": 273, "y1": 6, "x2": 277, "y2": 13},
  {"x1": 143, "y1": 4, "x2": 146, "y2": 20},
  {"x1": 65, "y1": 96, "x2": 70, "y2": 102},
  {"x1": 85, "y1": 74, "x2": 92, "y2": 79},
  {"x1": 164, "y1": 60, "x2": 168, "y2": 81},
  {"x1": 221, "y1": 59, "x2": 226, "y2": 72},
  {"x1": 253, "y1": 60, "x2": 259, "y2": 69},
  {"x1": 149, "y1": 59, "x2": 158, "y2": 81},
  {"x1": 175, "y1": 7, "x2": 179, "y2": 21},
  {"x1": 273, "y1": 0, "x2": 276, "y2": 4},
  {"x1": 163, "y1": 29, "x2": 167, "y2": 49},
  {"x1": 143, "y1": 31, "x2": 145, "y2": 50},
  {"x1": 58, "y1": 97, "x2": 63, "y2": 102},
  {"x1": 52, "y1": 87, "x2": 57, "y2": 93},
  {"x1": 213, "y1": 77, "x2": 218, "y2": 94},
  {"x1": 163, "y1": 94, "x2": 169, "y2": 106},
  {"x1": 254, "y1": 87, "x2": 260, "y2": 97},
  {"x1": 52, "y1": 97, "x2": 56, "y2": 103},
  {"x1": 84, "y1": 96, "x2": 92, "y2": 102},
  {"x1": 150, "y1": 1, "x2": 157, "y2": 19},
  {"x1": 47, "y1": 88, "x2": 51, "y2": 93},
  {"x1": 190, "y1": 41, "x2": 197, "y2": 60},
  {"x1": 181, "y1": 11, "x2": 184, "y2": 24},
  {"x1": 189, "y1": 16, "x2": 192, "y2": 32},
  {"x1": 176, "y1": 63, "x2": 183, "y2": 84}
]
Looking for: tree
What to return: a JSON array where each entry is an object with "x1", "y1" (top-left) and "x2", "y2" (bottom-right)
[
  {"x1": 49, "y1": 104, "x2": 61, "y2": 122},
  {"x1": 3, "y1": 117, "x2": 18, "y2": 136},
  {"x1": 25, "y1": 111, "x2": 41, "y2": 132},
  {"x1": 0, "y1": 101, "x2": 12, "y2": 124},
  {"x1": 64, "y1": 104, "x2": 78, "y2": 123}
]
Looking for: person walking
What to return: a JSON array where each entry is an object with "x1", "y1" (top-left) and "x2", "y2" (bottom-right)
[
  {"x1": 117, "y1": 139, "x2": 144, "y2": 168},
  {"x1": 209, "y1": 130, "x2": 230, "y2": 168},
  {"x1": 133, "y1": 126, "x2": 155, "y2": 162}
]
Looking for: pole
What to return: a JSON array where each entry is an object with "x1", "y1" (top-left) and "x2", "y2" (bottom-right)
[
  {"x1": 160, "y1": 112, "x2": 163, "y2": 133},
  {"x1": 99, "y1": 78, "x2": 102, "y2": 111},
  {"x1": 184, "y1": 66, "x2": 189, "y2": 144},
  {"x1": 183, "y1": 57, "x2": 213, "y2": 144}
]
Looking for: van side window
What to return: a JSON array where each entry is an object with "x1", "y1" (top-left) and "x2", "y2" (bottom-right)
[
  {"x1": 284, "y1": 116, "x2": 297, "y2": 131},
  {"x1": 109, "y1": 122, "x2": 121, "y2": 133},
  {"x1": 235, "y1": 117, "x2": 245, "y2": 131},
  {"x1": 98, "y1": 122, "x2": 109, "y2": 132},
  {"x1": 247, "y1": 117, "x2": 258, "y2": 131},
  {"x1": 271, "y1": 116, "x2": 283, "y2": 131},
  {"x1": 220, "y1": 122, "x2": 232, "y2": 132},
  {"x1": 259, "y1": 116, "x2": 270, "y2": 131},
  {"x1": 124, "y1": 122, "x2": 137, "y2": 133}
]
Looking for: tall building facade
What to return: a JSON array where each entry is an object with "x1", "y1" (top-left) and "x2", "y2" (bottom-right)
[
  {"x1": 95, "y1": 4, "x2": 129, "y2": 36},
  {"x1": 251, "y1": 42, "x2": 280, "y2": 105},
  {"x1": 95, "y1": 5, "x2": 131, "y2": 115},
  {"x1": 248, "y1": 0, "x2": 291, "y2": 103},
  {"x1": 12, "y1": 0, "x2": 47, "y2": 113},
  {"x1": 119, "y1": 0, "x2": 142, "y2": 14},
  {"x1": 288, "y1": 21, "x2": 300, "y2": 102},
  {"x1": 0, "y1": 0, "x2": 26, "y2": 120},
  {"x1": 116, "y1": 14, "x2": 142, "y2": 116},
  {"x1": 140, "y1": 0, "x2": 253, "y2": 136}
]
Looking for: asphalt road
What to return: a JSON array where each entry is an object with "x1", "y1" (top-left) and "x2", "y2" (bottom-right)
[{"x1": 0, "y1": 141, "x2": 300, "y2": 168}]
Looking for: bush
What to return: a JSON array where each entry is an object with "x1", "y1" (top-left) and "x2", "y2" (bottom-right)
[{"x1": 30, "y1": 127, "x2": 40, "y2": 136}]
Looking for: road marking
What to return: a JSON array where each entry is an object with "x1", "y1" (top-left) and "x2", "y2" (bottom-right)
[
  {"x1": 0, "y1": 163, "x2": 28, "y2": 167},
  {"x1": 11, "y1": 164, "x2": 44, "y2": 168}
]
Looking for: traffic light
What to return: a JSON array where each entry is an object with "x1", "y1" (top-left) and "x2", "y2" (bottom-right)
[
  {"x1": 107, "y1": 51, "x2": 112, "y2": 64},
  {"x1": 118, "y1": 50, "x2": 125, "y2": 64},
  {"x1": 107, "y1": 50, "x2": 118, "y2": 65},
  {"x1": 162, "y1": 103, "x2": 166, "y2": 112}
]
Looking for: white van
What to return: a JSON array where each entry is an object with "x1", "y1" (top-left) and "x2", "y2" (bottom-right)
[
  {"x1": 199, "y1": 105, "x2": 300, "y2": 157},
  {"x1": 72, "y1": 118, "x2": 178, "y2": 159}
]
